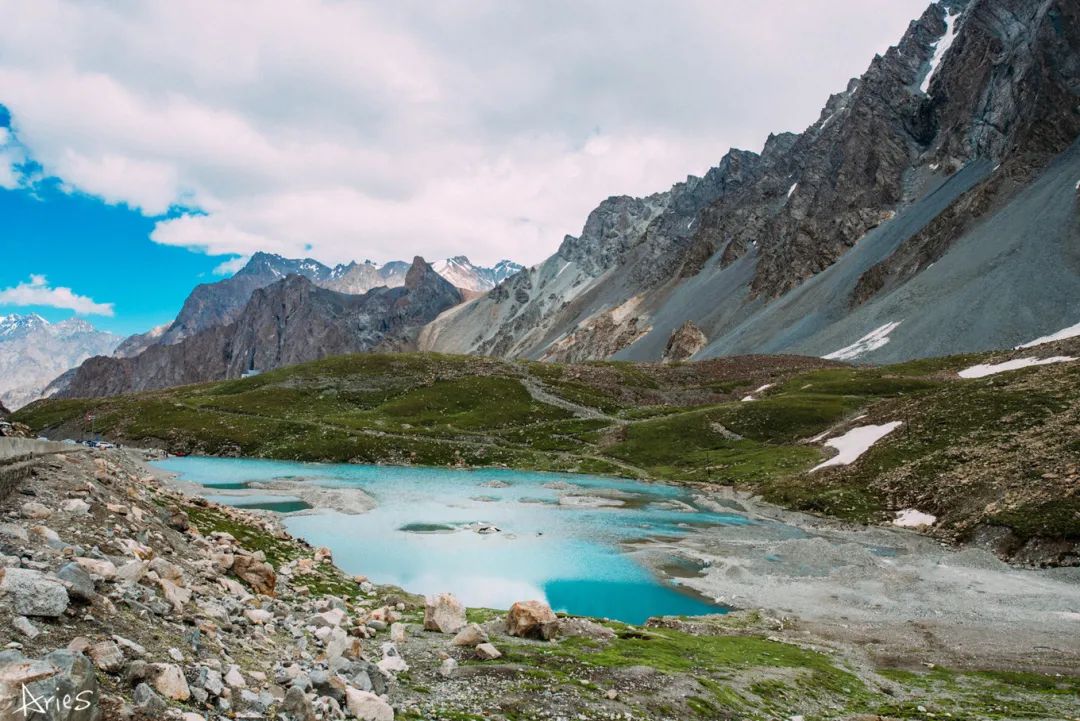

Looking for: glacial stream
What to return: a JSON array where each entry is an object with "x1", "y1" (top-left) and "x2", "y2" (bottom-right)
[{"x1": 152, "y1": 456, "x2": 759, "y2": 623}]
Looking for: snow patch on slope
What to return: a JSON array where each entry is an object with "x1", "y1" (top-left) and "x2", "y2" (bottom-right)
[
  {"x1": 823, "y1": 321, "x2": 902, "y2": 361},
  {"x1": 1017, "y1": 320, "x2": 1080, "y2": 348},
  {"x1": 920, "y1": 9, "x2": 959, "y2": 94},
  {"x1": 811, "y1": 422, "x2": 903, "y2": 472},
  {"x1": 958, "y1": 356, "x2": 1076, "y2": 379},
  {"x1": 893, "y1": 509, "x2": 937, "y2": 528}
]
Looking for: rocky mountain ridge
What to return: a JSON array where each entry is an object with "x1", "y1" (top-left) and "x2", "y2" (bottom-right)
[
  {"x1": 421, "y1": 0, "x2": 1080, "y2": 365},
  {"x1": 155, "y1": 253, "x2": 520, "y2": 350},
  {"x1": 57, "y1": 258, "x2": 462, "y2": 398}
]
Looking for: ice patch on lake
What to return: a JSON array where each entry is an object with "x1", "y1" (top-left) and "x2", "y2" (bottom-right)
[
  {"x1": 811, "y1": 422, "x2": 903, "y2": 472},
  {"x1": 893, "y1": 509, "x2": 937, "y2": 528},
  {"x1": 1017, "y1": 320, "x2": 1080, "y2": 348},
  {"x1": 958, "y1": 356, "x2": 1076, "y2": 379},
  {"x1": 824, "y1": 321, "x2": 902, "y2": 361}
]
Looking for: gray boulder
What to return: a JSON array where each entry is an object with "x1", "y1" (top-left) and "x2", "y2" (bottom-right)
[
  {"x1": 0, "y1": 568, "x2": 69, "y2": 617},
  {"x1": 0, "y1": 649, "x2": 100, "y2": 721},
  {"x1": 281, "y1": 685, "x2": 315, "y2": 721},
  {"x1": 56, "y1": 563, "x2": 95, "y2": 602}
]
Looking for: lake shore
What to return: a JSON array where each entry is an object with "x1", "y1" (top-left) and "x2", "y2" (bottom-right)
[
  {"x1": 150, "y1": 452, "x2": 1080, "y2": 674},
  {"x1": 634, "y1": 486, "x2": 1080, "y2": 674}
]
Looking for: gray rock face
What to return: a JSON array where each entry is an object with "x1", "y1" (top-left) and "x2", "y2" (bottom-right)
[
  {"x1": 58, "y1": 258, "x2": 462, "y2": 398},
  {"x1": 425, "y1": 0, "x2": 1080, "y2": 365},
  {"x1": 0, "y1": 568, "x2": 70, "y2": 617}
]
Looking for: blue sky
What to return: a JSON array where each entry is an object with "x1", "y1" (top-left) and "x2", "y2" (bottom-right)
[
  {"x1": 1, "y1": 104, "x2": 238, "y2": 335},
  {"x1": 0, "y1": 185, "x2": 226, "y2": 336},
  {"x1": 0, "y1": 0, "x2": 930, "y2": 338}
]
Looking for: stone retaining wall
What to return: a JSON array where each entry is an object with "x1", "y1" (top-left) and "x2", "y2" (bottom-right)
[{"x1": 0, "y1": 438, "x2": 81, "y2": 502}]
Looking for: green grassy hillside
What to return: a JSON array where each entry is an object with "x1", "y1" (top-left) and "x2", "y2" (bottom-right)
[{"x1": 16, "y1": 343, "x2": 1080, "y2": 559}]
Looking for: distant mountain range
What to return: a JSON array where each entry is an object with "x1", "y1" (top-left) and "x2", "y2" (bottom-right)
[
  {"x1": 0, "y1": 314, "x2": 120, "y2": 409},
  {"x1": 155, "y1": 252, "x2": 519, "y2": 346},
  {"x1": 3, "y1": 254, "x2": 518, "y2": 406},
  {"x1": 16, "y1": 0, "x2": 1080, "y2": 403},
  {"x1": 57, "y1": 258, "x2": 462, "y2": 397},
  {"x1": 433, "y1": 257, "x2": 524, "y2": 292}
]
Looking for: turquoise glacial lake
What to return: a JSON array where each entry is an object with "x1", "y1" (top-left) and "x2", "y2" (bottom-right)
[{"x1": 153, "y1": 457, "x2": 754, "y2": 623}]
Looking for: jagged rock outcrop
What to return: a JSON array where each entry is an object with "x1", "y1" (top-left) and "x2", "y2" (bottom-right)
[
  {"x1": 663, "y1": 321, "x2": 708, "y2": 362},
  {"x1": 58, "y1": 258, "x2": 462, "y2": 398},
  {"x1": 423, "y1": 0, "x2": 1080, "y2": 365}
]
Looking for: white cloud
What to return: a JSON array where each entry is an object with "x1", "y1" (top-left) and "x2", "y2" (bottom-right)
[
  {"x1": 0, "y1": 274, "x2": 115, "y2": 316},
  {"x1": 0, "y1": 0, "x2": 930, "y2": 266},
  {"x1": 212, "y1": 255, "x2": 251, "y2": 276}
]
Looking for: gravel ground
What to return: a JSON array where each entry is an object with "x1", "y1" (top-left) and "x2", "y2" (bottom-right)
[{"x1": 636, "y1": 488, "x2": 1080, "y2": 674}]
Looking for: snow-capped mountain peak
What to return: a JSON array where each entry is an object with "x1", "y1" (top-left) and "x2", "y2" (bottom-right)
[
  {"x1": 432, "y1": 256, "x2": 524, "y2": 291},
  {"x1": 0, "y1": 313, "x2": 50, "y2": 339},
  {"x1": 0, "y1": 313, "x2": 120, "y2": 409}
]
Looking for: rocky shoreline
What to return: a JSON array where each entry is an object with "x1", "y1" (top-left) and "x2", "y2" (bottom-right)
[
  {"x1": 155, "y1": 452, "x2": 1080, "y2": 675},
  {"x1": 2, "y1": 446, "x2": 1079, "y2": 720},
  {"x1": 633, "y1": 489, "x2": 1080, "y2": 675}
]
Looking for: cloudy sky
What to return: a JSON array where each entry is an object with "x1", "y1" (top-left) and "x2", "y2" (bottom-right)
[{"x1": 0, "y1": 0, "x2": 930, "y2": 333}]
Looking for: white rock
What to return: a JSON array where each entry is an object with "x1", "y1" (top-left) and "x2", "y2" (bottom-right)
[
  {"x1": 115, "y1": 560, "x2": 149, "y2": 583},
  {"x1": 0, "y1": 567, "x2": 69, "y2": 617},
  {"x1": 423, "y1": 592, "x2": 467, "y2": 634},
  {"x1": 60, "y1": 498, "x2": 91, "y2": 515},
  {"x1": 12, "y1": 616, "x2": 39, "y2": 638},
  {"x1": 345, "y1": 687, "x2": 395, "y2": 721},
  {"x1": 451, "y1": 623, "x2": 489, "y2": 647},
  {"x1": 438, "y1": 657, "x2": 458, "y2": 678},
  {"x1": 244, "y1": 608, "x2": 274, "y2": 624},
  {"x1": 74, "y1": 557, "x2": 117, "y2": 580},
  {"x1": 149, "y1": 663, "x2": 191, "y2": 701},
  {"x1": 475, "y1": 642, "x2": 502, "y2": 660},
  {"x1": 225, "y1": 665, "x2": 246, "y2": 688},
  {"x1": 112, "y1": 635, "x2": 147, "y2": 657},
  {"x1": 309, "y1": 608, "x2": 346, "y2": 627},
  {"x1": 20, "y1": 501, "x2": 52, "y2": 519}
]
